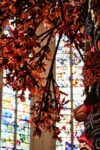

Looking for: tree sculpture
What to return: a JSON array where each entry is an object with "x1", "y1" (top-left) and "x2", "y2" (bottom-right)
[{"x1": 0, "y1": 0, "x2": 100, "y2": 143}]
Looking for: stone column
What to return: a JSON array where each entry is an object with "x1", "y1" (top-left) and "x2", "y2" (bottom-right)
[
  {"x1": 30, "y1": 131, "x2": 56, "y2": 150},
  {"x1": 30, "y1": 24, "x2": 56, "y2": 150}
]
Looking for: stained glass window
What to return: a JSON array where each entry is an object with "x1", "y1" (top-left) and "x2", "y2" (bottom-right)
[
  {"x1": 0, "y1": 85, "x2": 30, "y2": 150},
  {"x1": 0, "y1": 21, "x2": 30, "y2": 149},
  {"x1": 56, "y1": 35, "x2": 84, "y2": 150}
]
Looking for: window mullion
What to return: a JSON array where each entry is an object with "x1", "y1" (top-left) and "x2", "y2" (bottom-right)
[{"x1": 14, "y1": 92, "x2": 18, "y2": 149}]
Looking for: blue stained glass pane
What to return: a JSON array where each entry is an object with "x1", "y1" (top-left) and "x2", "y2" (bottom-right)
[
  {"x1": 1, "y1": 109, "x2": 15, "y2": 124},
  {"x1": 17, "y1": 111, "x2": 30, "y2": 121},
  {"x1": 17, "y1": 126, "x2": 30, "y2": 135},
  {"x1": 17, "y1": 120, "x2": 30, "y2": 128}
]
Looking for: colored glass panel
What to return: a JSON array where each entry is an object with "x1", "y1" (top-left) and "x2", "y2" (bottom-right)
[
  {"x1": 1, "y1": 85, "x2": 30, "y2": 150},
  {"x1": 56, "y1": 35, "x2": 84, "y2": 149}
]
